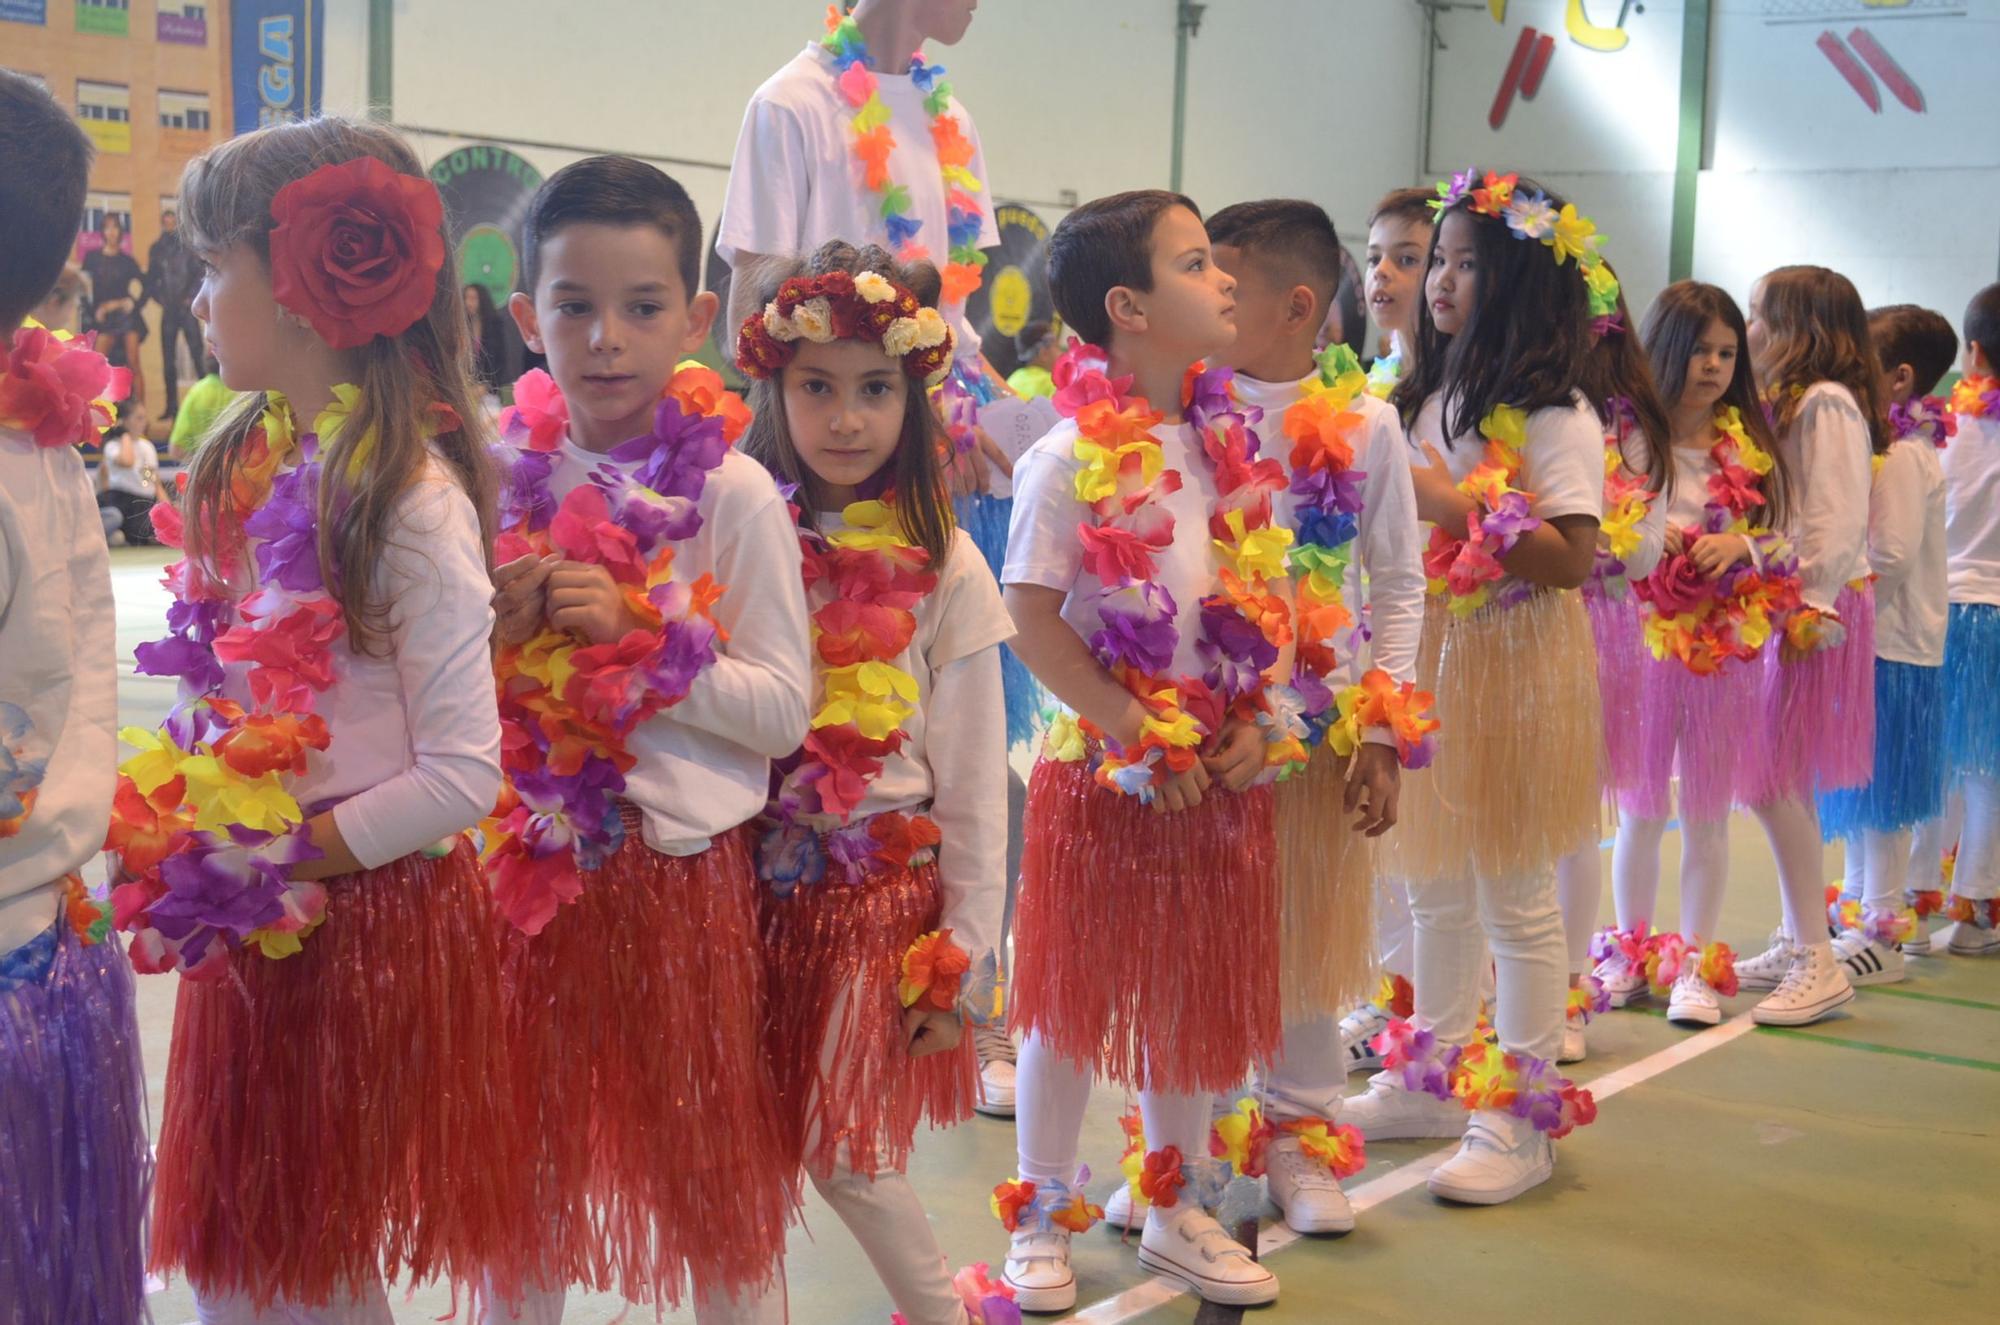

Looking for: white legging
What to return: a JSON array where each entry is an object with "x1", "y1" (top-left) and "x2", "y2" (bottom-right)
[
  {"x1": 1611, "y1": 814, "x2": 1731, "y2": 944},
  {"x1": 1406, "y1": 870, "x2": 1567, "y2": 1063},
  {"x1": 1258, "y1": 1015, "x2": 1346, "y2": 1124},
  {"x1": 1376, "y1": 875, "x2": 1414, "y2": 979},
  {"x1": 1554, "y1": 837, "x2": 1601, "y2": 975},
  {"x1": 1909, "y1": 787, "x2": 1964, "y2": 894},
  {"x1": 197, "y1": 1283, "x2": 391, "y2": 1325},
  {"x1": 1015, "y1": 1033, "x2": 1212, "y2": 1210}
]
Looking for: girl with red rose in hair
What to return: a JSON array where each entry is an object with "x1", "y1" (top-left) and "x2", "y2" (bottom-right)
[
  {"x1": 112, "y1": 116, "x2": 522, "y2": 1321},
  {"x1": 731, "y1": 241, "x2": 1016, "y2": 1325}
]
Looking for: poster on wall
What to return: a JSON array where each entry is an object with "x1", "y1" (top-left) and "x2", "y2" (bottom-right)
[
  {"x1": 74, "y1": 0, "x2": 127, "y2": 37},
  {"x1": 231, "y1": 0, "x2": 323, "y2": 132},
  {"x1": 429, "y1": 144, "x2": 545, "y2": 387},
  {"x1": 964, "y1": 201, "x2": 1054, "y2": 378},
  {"x1": 0, "y1": 1, "x2": 47, "y2": 25},
  {"x1": 158, "y1": 1, "x2": 208, "y2": 45}
]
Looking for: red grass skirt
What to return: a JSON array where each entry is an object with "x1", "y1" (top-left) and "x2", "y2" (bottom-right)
[
  {"x1": 1011, "y1": 755, "x2": 1279, "y2": 1093},
  {"x1": 760, "y1": 854, "x2": 976, "y2": 1180},
  {"x1": 150, "y1": 841, "x2": 524, "y2": 1308},
  {"x1": 502, "y1": 820, "x2": 793, "y2": 1310}
]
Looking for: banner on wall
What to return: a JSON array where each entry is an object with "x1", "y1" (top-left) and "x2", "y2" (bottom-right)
[
  {"x1": 231, "y1": 0, "x2": 323, "y2": 132},
  {"x1": 0, "y1": 0, "x2": 46, "y2": 25},
  {"x1": 74, "y1": 0, "x2": 126, "y2": 36}
]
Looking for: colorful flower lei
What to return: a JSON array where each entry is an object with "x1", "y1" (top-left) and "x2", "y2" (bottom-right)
[
  {"x1": 0, "y1": 319, "x2": 129, "y2": 449},
  {"x1": 1950, "y1": 374, "x2": 2000, "y2": 423},
  {"x1": 1374, "y1": 971, "x2": 1416, "y2": 1019},
  {"x1": 1271, "y1": 343, "x2": 1439, "y2": 772},
  {"x1": 820, "y1": 6, "x2": 988, "y2": 305},
  {"x1": 1421, "y1": 403, "x2": 1544, "y2": 615},
  {"x1": 1945, "y1": 894, "x2": 2000, "y2": 931},
  {"x1": 896, "y1": 1266, "x2": 1019, "y2": 1325},
  {"x1": 1588, "y1": 397, "x2": 1656, "y2": 599},
  {"x1": 1044, "y1": 343, "x2": 1296, "y2": 799},
  {"x1": 1907, "y1": 886, "x2": 1945, "y2": 919},
  {"x1": 108, "y1": 392, "x2": 385, "y2": 977},
  {"x1": 899, "y1": 926, "x2": 970, "y2": 1011},
  {"x1": 1211, "y1": 1096, "x2": 1365, "y2": 1182},
  {"x1": 1891, "y1": 395, "x2": 1955, "y2": 447},
  {"x1": 1377, "y1": 1018, "x2": 1596, "y2": 1138},
  {"x1": 734, "y1": 269, "x2": 954, "y2": 388},
  {"x1": 480, "y1": 365, "x2": 741, "y2": 936},
  {"x1": 1566, "y1": 975, "x2": 1611, "y2": 1025},
  {"x1": 990, "y1": 1167, "x2": 1103, "y2": 1234},
  {"x1": 1635, "y1": 407, "x2": 1801, "y2": 674},
  {"x1": 1429, "y1": 169, "x2": 1621, "y2": 319}
]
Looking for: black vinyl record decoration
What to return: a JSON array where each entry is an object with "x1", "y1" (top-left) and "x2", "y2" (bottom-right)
[
  {"x1": 429, "y1": 144, "x2": 545, "y2": 384},
  {"x1": 964, "y1": 201, "x2": 1054, "y2": 378}
]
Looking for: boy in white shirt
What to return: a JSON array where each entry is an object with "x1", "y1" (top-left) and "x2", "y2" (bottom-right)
[
  {"x1": 1821, "y1": 305, "x2": 1954, "y2": 981},
  {"x1": 0, "y1": 68, "x2": 150, "y2": 1325}
]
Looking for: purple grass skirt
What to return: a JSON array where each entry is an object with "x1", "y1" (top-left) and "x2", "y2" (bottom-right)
[
  {"x1": 1615, "y1": 647, "x2": 1767, "y2": 826},
  {"x1": 1753, "y1": 584, "x2": 1877, "y2": 806},
  {"x1": 1, "y1": 914, "x2": 152, "y2": 1324},
  {"x1": 1586, "y1": 591, "x2": 1649, "y2": 800}
]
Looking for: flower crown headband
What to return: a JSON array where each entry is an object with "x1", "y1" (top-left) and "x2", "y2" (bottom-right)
[
  {"x1": 734, "y1": 269, "x2": 955, "y2": 387},
  {"x1": 266, "y1": 155, "x2": 447, "y2": 351},
  {"x1": 1429, "y1": 169, "x2": 1620, "y2": 319}
]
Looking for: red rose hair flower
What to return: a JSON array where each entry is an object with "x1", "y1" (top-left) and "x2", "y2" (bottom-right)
[{"x1": 268, "y1": 156, "x2": 447, "y2": 350}]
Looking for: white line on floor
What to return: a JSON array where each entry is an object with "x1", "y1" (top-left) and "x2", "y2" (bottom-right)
[{"x1": 1063, "y1": 1012, "x2": 1760, "y2": 1323}]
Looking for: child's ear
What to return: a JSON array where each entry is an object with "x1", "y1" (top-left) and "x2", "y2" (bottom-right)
[
  {"x1": 1891, "y1": 361, "x2": 1916, "y2": 399},
  {"x1": 681, "y1": 290, "x2": 720, "y2": 356},
  {"x1": 1106, "y1": 285, "x2": 1146, "y2": 337},
  {"x1": 508, "y1": 291, "x2": 543, "y2": 355},
  {"x1": 1288, "y1": 284, "x2": 1320, "y2": 336}
]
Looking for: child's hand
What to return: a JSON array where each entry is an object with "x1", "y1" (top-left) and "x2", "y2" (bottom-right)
[
  {"x1": 1344, "y1": 743, "x2": 1402, "y2": 837},
  {"x1": 975, "y1": 425, "x2": 1014, "y2": 479},
  {"x1": 1409, "y1": 441, "x2": 1462, "y2": 525},
  {"x1": 493, "y1": 553, "x2": 559, "y2": 647},
  {"x1": 1688, "y1": 533, "x2": 1750, "y2": 580},
  {"x1": 546, "y1": 561, "x2": 645, "y2": 645},
  {"x1": 946, "y1": 437, "x2": 991, "y2": 499},
  {"x1": 904, "y1": 1006, "x2": 964, "y2": 1058},
  {"x1": 1152, "y1": 759, "x2": 1212, "y2": 816},
  {"x1": 1200, "y1": 718, "x2": 1266, "y2": 793},
  {"x1": 1663, "y1": 525, "x2": 1686, "y2": 557}
]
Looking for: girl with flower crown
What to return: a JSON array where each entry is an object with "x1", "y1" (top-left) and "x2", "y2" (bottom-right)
[
  {"x1": 1594, "y1": 282, "x2": 1797, "y2": 1032},
  {"x1": 1346, "y1": 171, "x2": 1608, "y2": 1206},
  {"x1": 733, "y1": 241, "x2": 1015, "y2": 1325},
  {"x1": 108, "y1": 117, "x2": 523, "y2": 1321},
  {"x1": 1725, "y1": 265, "x2": 1886, "y2": 1025}
]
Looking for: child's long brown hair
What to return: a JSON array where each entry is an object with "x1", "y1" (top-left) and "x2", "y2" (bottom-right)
[
  {"x1": 1579, "y1": 268, "x2": 1672, "y2": 494},
  {"x1": 1754, "y1": 264, "x2": 1890, "y2": 456},
  {"x1": 734, "y1": 240, "x2": 957, "y2": 565},
  {"x1": 1642, "y1": 280, "x2": 1790, "y2": 528},
  {"x1": 176, "y1": 115, "x2": 496, "y2": 652}
]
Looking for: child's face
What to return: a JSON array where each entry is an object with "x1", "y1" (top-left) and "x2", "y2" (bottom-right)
[
  {"x1": 191, "y1": 243, "x2": 290, "y2": 393},
  {"x1": 1680, "y1": 316, "x2": 1739, "y2": 418},
  {"x1": 1132, "y1": 205, "x2": 1236, "y2": 364},
  {"x1": 1366, "y1": 214, "x2": 1431, "y2": 341},
  {"x1": 510, "y1": 222, "x2": 717, "y2": 449},
  {"x1": 1425, "y1": 211, "x2": 1478, "y2": 337},
  {"x1": 125, "y1": 403, "x2": 151, "y2": 436},
  {"x1": 781, "y1": 338, "x2": 910, "y2": 502}
]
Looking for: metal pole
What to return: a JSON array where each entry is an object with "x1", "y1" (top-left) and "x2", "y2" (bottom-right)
[
  {"x1": 1668, "y1": 0, "x2": 1712, "y2": 283},
  {"x1": 368, "y1": 0, "x2": 393, "y2": 121},
  {"x1": 1170, "y1": 2, "x2": 1205, "y2": 192}
]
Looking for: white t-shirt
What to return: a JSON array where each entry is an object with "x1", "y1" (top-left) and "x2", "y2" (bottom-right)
[
  {"x1": 1868, "y1": 437, "x2": 1947, "y2": 666},
  {"x1": 1607, "y1": 425, "x2": 1668, "y2": 585},
  {"x1": 1233, "y1": 373, "x2": 1426, "y2": 711},
  {"x1": 1664, "y1": 442, "x2": 1720, "y2": 532},
  {"x1": 718, "y1": 44, "x2": 1000, "y2": 353},
  {"x1": 0, "y1": 427, "x2": 116, "y2": 957},
  {"x1": 546, "y1": 443, "x2": 811, "y2": 854},
  {"x1": 101, "y1": 434, "x2": 159, "y2": 497},
  {"x1": 1777, "y1": 382, "x2": 1873, "y2": 612},
  {"x1": 804, "y1": 520, "x2": 1013, "y2": 958},
  {"x1": 1944, "y1": 414, "x2": 2000, "y2": 606}
]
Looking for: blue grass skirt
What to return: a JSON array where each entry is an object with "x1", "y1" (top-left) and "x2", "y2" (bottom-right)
[
  {"x1": 1945, "y1": 602, "x2": 2000, "y2": 779},
  {"x1": 956, "y1": 490, "x2": 1042, "y2": 747},
  {"x1": 1819, "y1": 658, "x2": 1946, "y2": 837}
]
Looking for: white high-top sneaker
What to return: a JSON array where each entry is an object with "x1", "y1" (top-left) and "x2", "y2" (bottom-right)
[
  {"x1": 1265, "y1": 1134, "x2": 1355, "y2": 1234},
  {"x1": 1752, "y1": 942, "x2": 1855, "y2": 1026},
  {"x1": 1135, "y1": 1205, "x2": 1278, "y2": 1306},
  {"x1": 1001, "y1": 1227, "x2": 1075, "y2": 1313},
  {"x1": 1426, "y1": 1109, "x2": 1554, "y2": 1205},
  {"x1": 1590, "y1": 951, "x2": 1647, "y2": 1007},
  {"x1": 973, "y1": 1023, "x2": 1017, "y2": 1118},
  {"x1": 1733, "y1": 929, "x2": 1798, "y2": 993},
  {"x1": 1101, "y1": 1179, "x2": 1148, "y2": 1231},
  {"x1": 1558, "y1": 1009, "x2": 1587, "y2": 1064},
  {"x1": 1340, "y1": 1072, "x2": 1469, "y2": 1141},
  {"x1": 1943, "y1": 918, "x2": 2000, "y2": 956},
  {"x1": 1666, "y1": 959, "x2": 1722, "y2": 1026}
]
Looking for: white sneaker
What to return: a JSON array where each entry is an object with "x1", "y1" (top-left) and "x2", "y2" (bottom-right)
[
  {"x1": 1901, "y1": 928, "x2": 1932, "y2": 957},
  {"x1": 1944, "y1": 921, "x2": 2000, "y2": 956},
  {"x1": 1339, "y1": 1003, "x2": 1389, "y2": 1074},
  {"x1": 1341, "y1": 1073, "x2": 1469, "y2": 1141},
  {"x1": 1667, "y1": 961, "x2": 1722, "y2": 1026},
  {"x1": 1265, "y1": 1135, "x2": 1355, "y2": 1234},
  {"x1": 1734, "y1": 930, "x2": 1798, "y2": 993},
  {"x1": 1590, "y1": 952, "x2": 1647, "y2": 1007},
  {"x1": 1001, "y1": 1227, "x2": 1075, "y2": 1314},
  {"x1": 1752, "y1": 943, "x2": 1855, "y2": 1026},
  {"x1": 973, "y1": 1024, "x2": 1017, "y2": 1118},
  {"x1": 1832, "y1": 930, "x2": 1906, "y2": 986},
  {"x1": 1101, "y1": 1179, "x2": 1148, "y2": 1231},
  {"x1": 1135, "y1": 1206, "x2": 1278, "y2": 1306},
  {"x1": 1558, "y1": 1013, "x2": 1587, "y2": 1064},
  {"x1": 1426, "y1": 1110, "x2": 1554, "y2": 1205}
]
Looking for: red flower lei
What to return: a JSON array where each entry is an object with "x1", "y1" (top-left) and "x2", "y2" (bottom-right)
[{"x1": 0, "y1": 322, "x2": 128, "y2": 449}]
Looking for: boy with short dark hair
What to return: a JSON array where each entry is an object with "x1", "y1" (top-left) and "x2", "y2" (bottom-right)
[
  {"x1": 486, "y1": 153, "x2": 811, "y2": 1323},
  {"x1": 0, "y1": 67, "x2": 151, "y2": 1325}
]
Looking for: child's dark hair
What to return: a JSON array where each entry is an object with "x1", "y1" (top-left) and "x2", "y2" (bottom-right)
[
  {"x1": 1015, "y1": 319, "x2": 1055, "y2": 361},
  {"x1": 176, "y1": 115, "x2": 497, "y2": 653},
  {"x1": 1963, "y1": 283, "x2": 2000, "y2": 373},
  {"x1": 1642, "y1": 280, "x2": 1790, "y2": 527},
  {"x1": 521, "y1": 155, "x2": 703, "y2": 299},
  {"x1": 1046, "y1": 189, "x2": 1199, "y2": 347},
  {"x1": 1205, "y1": 198, "x2": 1345, "y2": 321},
  {"x1": 1869, "y1": 305, "x2": 1958, "y2": 398},
  {"x1": 1580, "y1": 267, "x2": 1672, "y2": 493},
  {"x1": 1392, "y1": 173, "x2": 1591, "y2": 444},
  {"x1": 735, "y1": 240, "x2": 956, "y2": 566},
  {"x1": 1755, "y1": 265, "x2": 1890, "y2": 456},
  {"x1": 1368, "y1": 187, "x2": 1436, "y2": 232},
  {"x1": 0, "y1": 70, "x2": 94, "y2": 330}
]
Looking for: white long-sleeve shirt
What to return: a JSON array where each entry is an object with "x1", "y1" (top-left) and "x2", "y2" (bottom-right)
[
  {"x1": 545, "y1": 443, "x2": 812, "y2": 854},
  {"x1": 1234, "y1": 374, "x2": 1426, "y2": 745},
  {"x1": 1777, "y1": 382, "x2": 1873, "y2": 612},
  {"x1": 1943, "y1": 413, "x2": 2000, "y2": 606},
  {"x1": 0, "y1": 426, "x2": 116, "y2": 957},
  {"x1": 1869, "y1": 437, "x2": 1947, "y2": 666},
  {"x1": 805, "y1": 521, "x2": 1013, "y2": 962}
]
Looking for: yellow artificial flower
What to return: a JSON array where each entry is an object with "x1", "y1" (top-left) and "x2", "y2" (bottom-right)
[
  {"x1": 117, "y1": 726, "x2": 192, "y2": 796},
  {"x1": 827, "y1": 499, "x2": 917, "y2": 552},
  {"x1": 1212, "y1": 509, "x2": 1295, "y2": 582},
  {"x1": 853, "y1": 91, "x2": 891, "y2": 133},
  {"x1": 815, "y1": 661, "x2": 920, "y2": 739},
  {"x1": 1545, "y1": 205, "x2": 1598, "y2": 266},
  {"x1": 1139, "y1": 704, "x2": 1203, "y2": 750},
  {"x1": 1043, "y1": 711, "x2": 1087, "y2": 763},
  {"x1": 1479, "y1": 403, "x2": 1528, "y2": 451},
  {"x1": 176, "y1": 752, "x2": 302, "y2": 835}
]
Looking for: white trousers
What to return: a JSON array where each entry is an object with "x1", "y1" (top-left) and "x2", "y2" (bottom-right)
[{"x1": 1407, "y1": 869, "x2": 1566, "y2": 1063}]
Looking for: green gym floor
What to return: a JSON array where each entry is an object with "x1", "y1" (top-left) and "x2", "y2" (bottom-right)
[{"x1": 108, "y1": 547, "x2": 1996, "y2": 1324}]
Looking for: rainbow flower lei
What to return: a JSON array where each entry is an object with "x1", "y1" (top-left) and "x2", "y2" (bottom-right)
[
  {"x1": 1429, "y1": 169, "x2": 1621, "y2": 319},
  {"x1": 820, "y1": 7, "x2": 987, "y2": 306},
  {"x1": 1588, "y1": 397, "x2": 1656, "y2": 599},
  {"x1": 108, "y1": 392, "x2": 390, "y2": 977},
  {"x1": 1634, "y1": 407, "x2": 1801, "y2": 675},
  {"x1": 990, "y1": 1166, "x2": 1103, "y2": 1235},
  {"x1": 480, "y1": 365, "x2": 743, "y2": 936},
  {"x1": 1421, "y1": 403, "x2": 1544, "y2": 615},
  {"x1": 0, "y1": 319, "x2": 129, "y2": 448},
  {"x1": 1376, "y1": 1018, "x2": 1596, "y2": 1139},
  {"x1": 1891, "y1": 395, "x2": 1956, "y2": 447},
  {"x1": 1951, "y1": 374, "x2": 2000, "y2": 423}
]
